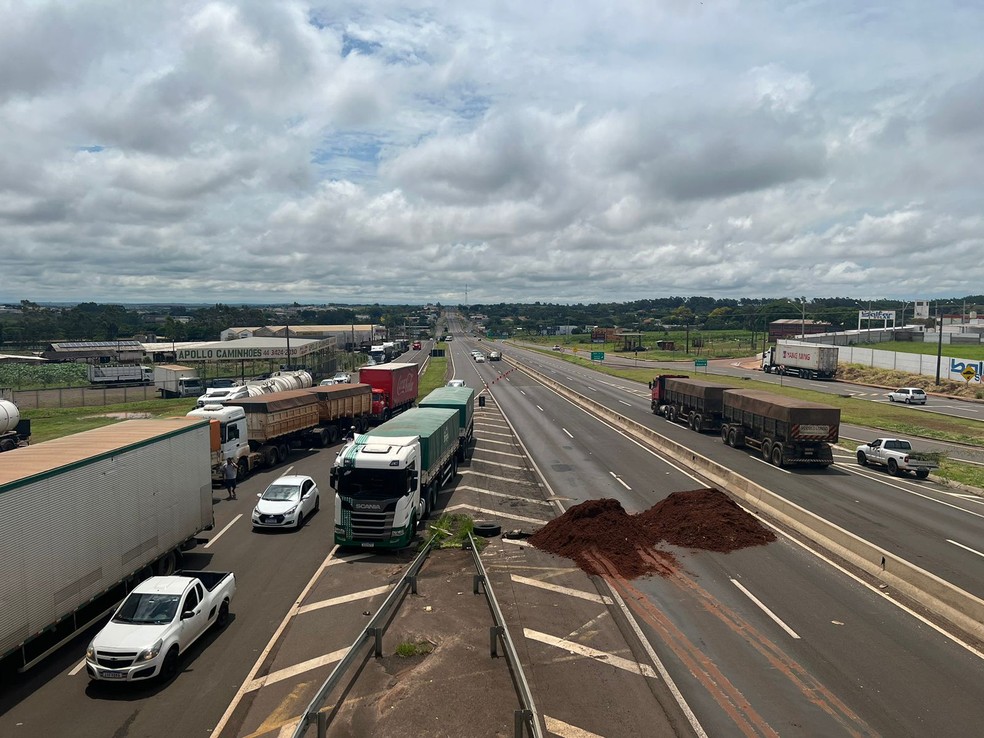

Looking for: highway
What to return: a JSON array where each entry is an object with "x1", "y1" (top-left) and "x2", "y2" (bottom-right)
[{"x1": 3, "y1": 326, "x2": 984, "y2": 737}]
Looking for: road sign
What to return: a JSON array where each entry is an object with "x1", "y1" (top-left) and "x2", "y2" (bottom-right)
[
  {"x1": 961, "y1": 365, "x2": 977, "y2": 382},
  {"x1": 591, "y1": 351, "x2": 605, "y2": 361},
  {"x1": 694, "y1": 359, "x2": 708, "y2": 367}
]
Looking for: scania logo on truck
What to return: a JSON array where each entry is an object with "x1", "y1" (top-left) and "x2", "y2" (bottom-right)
[{"x1": 354, "y1": 502, "x2": 384, "y2": 511}]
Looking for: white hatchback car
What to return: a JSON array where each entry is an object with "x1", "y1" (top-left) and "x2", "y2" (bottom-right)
[
  {"x1": 887, "y1": 387, "x2": 927, "y2": 405},
  {"x1": 447, "y1": 379, "x2": 467, "y2": 387},
  {"x1": 252, "y1": 475, "x2": 320, "y2": 530}
]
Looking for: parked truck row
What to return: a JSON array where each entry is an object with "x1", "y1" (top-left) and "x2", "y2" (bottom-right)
[
  {"x1": 651, "y1": 375, "x2": 840, "y2": 467},
  {"x1": 330, "y1": 385, "x2": 476, "y2": 549},
  {"x1": 0, "y1": 418, "x2": 214, "y2": 672}
]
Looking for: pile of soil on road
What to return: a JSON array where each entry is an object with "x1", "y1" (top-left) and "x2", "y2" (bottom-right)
[{"x1": 529, "y1": 488, "x2": 775, "y2": 579}]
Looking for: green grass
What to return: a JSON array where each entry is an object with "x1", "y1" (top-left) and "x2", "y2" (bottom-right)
[
  {"x1": 853, "y1": 340, "x2": 984, "y2": 360},
  {"x1": 395, "y1": 639, "x2": 433, "y2": 658},
  {"x1": 24, "y1": 398, "x2": 197, "y2": 443},
  {"x1": 416, "y1": 343, "x2": 450, "y2": 399},
  {"x1": 426, "y1": 513, "x2": 486, "y2": 550},
  {"x1": 836, "y1": 439, "x2": 984, "y2": 491}
]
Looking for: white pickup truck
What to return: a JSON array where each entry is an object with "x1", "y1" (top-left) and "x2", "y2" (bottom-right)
[
  {"x1": 855, "y1": 438, "x2": 940, "y2": 479},
  {"x1": 85, "y1": 571, "x2": 236, "y2": 683}
]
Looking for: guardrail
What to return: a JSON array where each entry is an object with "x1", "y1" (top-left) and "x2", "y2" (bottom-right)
[
  {"x1": 291, "y1": 537, "x2": 437, "y2": 738},
  {"x1": 505, "y1": 356, "x2": 984, "y2": 644},
  {"x1": 468, "y1": 532, "x2": 544, "y2": 738}
]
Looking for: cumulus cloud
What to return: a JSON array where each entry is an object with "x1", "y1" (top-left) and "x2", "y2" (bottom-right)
[{"x1": 0, "y1": 0, "x2": 981, "y2": 305}]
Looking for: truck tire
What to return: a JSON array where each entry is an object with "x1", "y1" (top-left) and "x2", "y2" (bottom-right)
[
  {"x1": 771, "y1": 446, "x2": 785, "y2": 467},
  {"x1": 156, "y1": 551, "x2": 178, "y2": 576},
  {"x1": 237, "y1": 460, "x2": 248, "y2": 481},
  {"x1": 761, "y1": 439, "x2": 772, "y2": 461},
  {"x1": 277, "y1": 443, "x2": 289, "y2": 462},
  {"x1": 692, "y1": 414, "x2": 703, "y2": 432},
  {"x1": 856, "y1": 451, "x2": 868, "y2": 466},
  {"x1": 915, "y1": 469, "x2": 930, "y2": 479},
  {"x1": 887, "y1": 459, "x2": 899, "y2": 476},
  {"x1": 473, "y1": 521, "x2": 502, "y2": 537},
  {"x1": 721, "y1": 426, "x2": 730, "y2": 443}
]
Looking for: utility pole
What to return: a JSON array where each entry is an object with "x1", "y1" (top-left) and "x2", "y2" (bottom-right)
[
  {"x1": 935, "y1": 303, "x2": 944, "y2": 384},
  {"x1": 285, "y1": 319, "x2": 291, "y2": 370}
]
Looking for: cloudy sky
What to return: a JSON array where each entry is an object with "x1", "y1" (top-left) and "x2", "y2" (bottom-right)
[{"x1": 1, "y1": 1, "x2": 982, "y2": 305}]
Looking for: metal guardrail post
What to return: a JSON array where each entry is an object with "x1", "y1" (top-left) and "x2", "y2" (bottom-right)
[{"x1": 490, "y1": 624, "x2": 504, "y2": 657}]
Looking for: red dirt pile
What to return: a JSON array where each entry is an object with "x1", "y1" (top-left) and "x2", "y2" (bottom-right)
[{"x1": 529, "y1": 488, "x2": 775, "y2": 579}]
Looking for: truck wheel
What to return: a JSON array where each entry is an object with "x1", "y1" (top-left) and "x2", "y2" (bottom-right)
[
  {"x1": 161, "y1": 647, "x2": 180, "y2": 681},
  {"x1": 915, "y1": 469, "x2": 930, "y2": 479},
  {"x1": 887, "y1": 459, "x2": 899, "y2": 476},
  {"x1": 277, "y1": 443, "x2": 289, "y2": 462},
  {"x1": 692, "y1": 414, "x2": 703, "y2": 432},
  {"x1": 237, "y1": 460, "x2": 248, "y2": 481},
  {"x1": 721, "y1": 426, "x2": 730, "y2": 443},
  {"x1": 473, "y1": 521, "x2": 502, "y2": 537},
  {"x1": 216, "y1": 601, "x2": 230, "y2": 628},
  {"x1": 771, "y1": 446, "x2": 784, "y2": 467},
  {"x1": 156, "y1": 551, "x2": 178, "y2": 576},
  {"x1": 761, "y1": 439, "x2": 772, "y2": 461},
  {"x1": 856, "y1": 451, "x2": 868, "y2": 466}
]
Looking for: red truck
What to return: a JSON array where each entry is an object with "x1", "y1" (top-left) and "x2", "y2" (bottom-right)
[
  {"x1": 359, "y1": 362, "x2": 419, "y2": 422},
  {"x1": 412, "y1": 340, "x2": 422, "y2": 350}
]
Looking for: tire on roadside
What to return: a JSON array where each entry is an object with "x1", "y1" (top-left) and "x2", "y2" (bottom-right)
[{"x1": 473, "y1": 521, "x2": 502, "y2": 538}]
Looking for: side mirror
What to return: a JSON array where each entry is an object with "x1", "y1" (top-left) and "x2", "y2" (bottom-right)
[
  {"x1": 257, "y1": 493, "x2": 262, "y2": 498},
  {"x1": 181, "y1": 610, "x2": 195, "y2": 620},
  {"x1": 409, "y1": 470, "x2": 419, "y2": 488},
  {"x1": 329, "y1": 468, "x2": 338, "y2": 487}
]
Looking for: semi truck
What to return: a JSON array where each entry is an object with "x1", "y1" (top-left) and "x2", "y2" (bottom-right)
[
  {"x1": 156, "y1": 364, "x2": 204, "y2": 398},
  {"x1": 418, "y1": 385, "x2": 475, "y2": 461},
  {"x1": 650, "y1": 375, "x2": 736, "y2": 432},
  {"x1": 88, "y1": 364, "x2": 154, "y2": 385},
  {"x1": 718, "y1": 389, "x2": 840, "y2": 467},
  {"x1": 306, "y1": 382, "x2": 373, "y2": 441},
  {"x1": 761, "y1": 341, "x2": 839, "y2": 380},
  {"x1": 0, "y1": 418, "x2": 214, "y2": 671},
  {"x1": 187, "y1": 389, "x2": 328, "y2": 483},
  {"x1": 330, "y1": 407, "x2": 460, "y2": 549},
  {"x1": 359, "y1": 362, "x2": 419, "y2": 423},
  {"x1": 0, "y1": 399, "x2": 31, "y2": 453}
]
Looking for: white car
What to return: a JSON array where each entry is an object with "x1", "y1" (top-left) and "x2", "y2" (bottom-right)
[
  {"x1": 475, "y1": 354, "x2": 486, "y2": 362},
  {"x1": 252, "y1": 475, "x2": 320, "y2": 530},
  {"x1": 332, "y1": 372, "x2": 352, "y2": 383},
  {"x1": 887, "y1": 387, "x2": 927, "y2": 405},
  {"x1": 447, "y1": 379, "x2": 467, "y2": 387}
]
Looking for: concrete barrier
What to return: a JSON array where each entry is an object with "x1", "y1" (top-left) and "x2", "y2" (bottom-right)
[{"x1": 508, "y1": 358, "x2": 984, "y2": 643}]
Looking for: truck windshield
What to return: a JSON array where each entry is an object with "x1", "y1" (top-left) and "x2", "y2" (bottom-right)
[
  {"x1": 337, "y1": 468, "x2": 409, "y2": 500},
  {"x1": 114, "y1": 593, "x2": 181, "y2": 624}
]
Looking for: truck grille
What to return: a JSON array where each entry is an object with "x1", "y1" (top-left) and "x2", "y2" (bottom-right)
[{"x1": 343, "y1": 509, "x2": 395, "y2": 539}]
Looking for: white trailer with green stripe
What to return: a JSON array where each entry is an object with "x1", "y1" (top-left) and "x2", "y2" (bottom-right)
[
  {"x1": 330, "y1": 407, "x2": 459, "y2": 549},
  {"x1": 0, "y1": 418, "x2": 214, "y2": 671}
]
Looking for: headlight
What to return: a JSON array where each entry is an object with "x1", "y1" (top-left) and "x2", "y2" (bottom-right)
[
  {"x1": 282, "y1": 505, "x2": 298, "y2": 516},
  {"x1": 137, "y1": 639, "x2": 163, "y2": 662},
  {"x1": 86, "y1": 643, "x2": 95, "y2": 660}
]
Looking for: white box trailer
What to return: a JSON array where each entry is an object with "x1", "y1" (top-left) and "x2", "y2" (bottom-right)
[
  {"x1": 761, "y1": 340, "x2": 839, "y2": 380},
  {"x1": 0, "y1": 417, "x2": 214, "y2": 671}
]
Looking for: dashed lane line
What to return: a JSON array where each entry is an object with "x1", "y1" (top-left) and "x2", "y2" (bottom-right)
[
  {"x1": 458, "y1": 469, "x2": 536, "y2": 485},
  {"x1": 471, "y1": 448, "x2": 525, "y2": 459},
  {"x1": 523, "y1": 629, "x2": 657, "y2": 678},
  {"x1": 476, "y1": 430, "x2": 515, "y2": 439},
  {"x1": 469, "y1": 458, "x2": 528, "y2": 471},
  {"x1": 204, "y1": 514, "x2": 244, "y2": 549},
  {"x1": 479, "y1": 438, "x2": 521, "y2": 447}
]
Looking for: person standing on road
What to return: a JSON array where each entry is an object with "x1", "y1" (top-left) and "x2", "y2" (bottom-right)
[{"x1": 224, "y1": 458, "x2": 238, "y2": 500}]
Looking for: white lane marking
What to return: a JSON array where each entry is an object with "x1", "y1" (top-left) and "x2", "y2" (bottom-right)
[
  {"x1": 480, "y1": 438, "x2": 519, "y2": 447},
  {"x1": 472, "y1": 448, "x2": 525, "y2": 459},
  {"x1": 442, "y1": 504, "x2": 551, "y2": 525},
  {"x1": 520, "y1": 390, "x2": 527, "y2": 395},
  {"x1": 730, "y1": 579, "x2": 801, "y2": 639},
  {"x1": 838, "y1": 465, "x2": 984, "y2": 521},
  {"x1": 524, "y1": 629, "x2": 657, "y2": 678},
  {"x1": 283, "y1": 465, "x2": 295, "y2": 475},
  {"x1": 210, "y1": 544, "x2": 341, "y2": 737},
  {"x1": 563, "y1": 428, "x2": 574, "y2": 439},
  {"x1": 204, "y1": 514, "x2": 244, "y2": 549},
  {"x1": 296, "y1": 586, "x2": 391, "y2": 616},
  {"x1": 452, "y1": 485, "x2": 553, "y2": 506},
  {"x1": 739, "y1": 506, "x2": 984, "y2": 663},
  {"x1": 69, "y1": 659, "x2": 86, "y2": 676},
  {"x1": 459, "y1": 470, "x2": 535, "y2": 485},
  {"x1": 477, "y1": 430, "x2": 514, "y2": 439},
  {"x1": 947, "y1": 539, "x2": 984, "y2": 559},
  {"x1": 750, "y1": 456, "x2": 791, "y2": 474},
  {"x1": 469, "y1": 459, "x2": 527, "y2": 471},
  {"x1": 609, "y1": 471, "x2": 631, "y2": 491},
  {"x1": 544, "y1": 715, "x2": 605, "y2": 737},
  {"x1": 536, "y1": 404, "x2": 544, "y2": 412},
  {"x1": 605, "y1": 588, "x2": 708, "y2": 737},
  {"x1": 511, "y1": 574, "x2": 613, "y2": 605},
  {"x1": 325, "y1": 554, "x2": 374, "y2": 566},
  {"x1": 618, "y1": 400, "x2": 631, "y2": 406},
  {"x1": 243, "y1": 648, "x2": 349, "y2": 692},
  {"x1": 586, "y1": 386, "x2": 596, "y2": 392}
]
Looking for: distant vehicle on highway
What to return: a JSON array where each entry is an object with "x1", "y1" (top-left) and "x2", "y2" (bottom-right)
[
  {"x1": 552, "y1": 345, "x2": 562, "y2": 351},
  {"x1": 887, "y1": 387, "x2": 927, "y2": 405},
  {"x1": 447, "y1": 379, "x2": 466, "y2": 387},
  {"x1": 412, "y1": 341, "x2": 422, "y2": 350}
]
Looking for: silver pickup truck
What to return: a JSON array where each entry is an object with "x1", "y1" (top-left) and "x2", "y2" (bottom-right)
[{"x1": 855, "y1": 438, "x2": 940, "y2": 478}]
